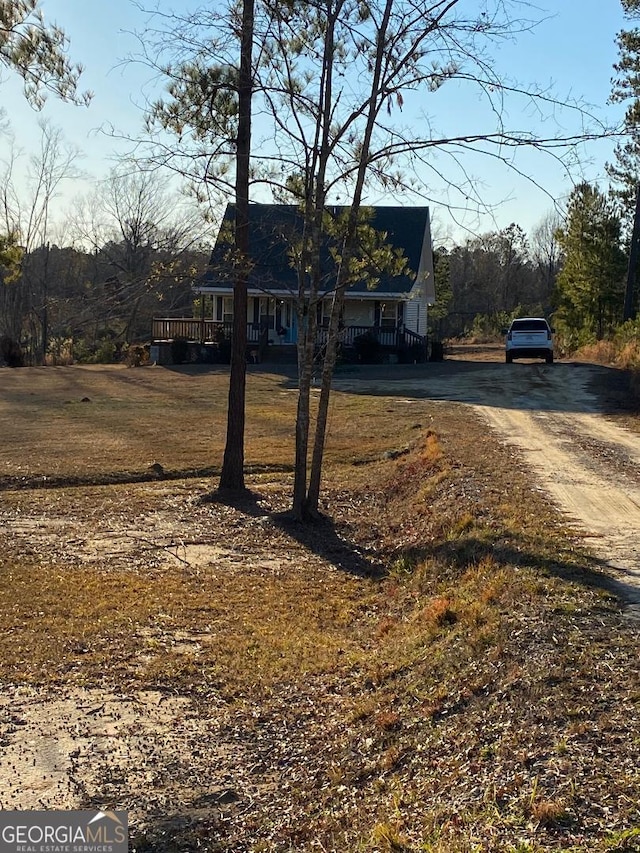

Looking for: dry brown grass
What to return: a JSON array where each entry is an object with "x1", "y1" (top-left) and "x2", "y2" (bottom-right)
[
  {"x1": 0, "y1": 554, "x2": 377, "y2": 692},
  {"x1": 0, "y1": 364, "x2": 421, "y2": 482},
  {"x1": 573, "y1": 339, "x2": 640, "y2": 416},
  {"x1": 0, "y1": 363, "x2": 639, "y2": 851},
  {"x1": 576, "y1": 339, "x2": 620, "y2": 366}
]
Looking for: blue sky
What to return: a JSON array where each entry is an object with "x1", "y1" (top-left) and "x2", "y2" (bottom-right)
[{"x1": 0, "y1": 0, "x2": 631, "y2": 245}]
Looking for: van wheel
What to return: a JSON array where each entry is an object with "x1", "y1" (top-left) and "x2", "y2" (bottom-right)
[
  {"x1": 506, "y1": 353, "x2": 513, "y2": 363},
  {"x1": 545, "y1": 353, "x2": 554, "y2": 364}
]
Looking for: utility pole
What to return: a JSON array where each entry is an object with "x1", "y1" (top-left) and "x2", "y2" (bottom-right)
[{"x1": 623, "y1": 183, "x2": 640, "y2": 321}]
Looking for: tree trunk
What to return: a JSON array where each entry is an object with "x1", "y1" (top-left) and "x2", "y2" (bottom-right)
[
  {"x1": 624, "y1": 183, "x2": 640, "y2": 321},
  {"x1": 293, "y1": 303, "x2": 313, "y2": 517},
  {"x1": 292, "y1": 288, "x2": 320, "y2": 518},
  {"x1": 306, "y1": 285, "x2": 343, "y2": 513},
  {"x1": 219, "y1": 0, "x2": 254, "y2": 493},
  {"x1": 291, "y1": 3, "x2": 340, "y2": 519},
  {"x1": 305, "y1": 0, "x2": 393, "y2": 517}
]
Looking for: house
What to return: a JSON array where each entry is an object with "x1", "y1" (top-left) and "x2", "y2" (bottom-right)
[{"x1": 152, "y1": 203, "x2": 435, "y2": 362}]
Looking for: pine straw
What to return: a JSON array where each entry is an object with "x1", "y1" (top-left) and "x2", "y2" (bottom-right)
[{"x1": 0, "y1": 375, "x2": 639, "y2": 851}]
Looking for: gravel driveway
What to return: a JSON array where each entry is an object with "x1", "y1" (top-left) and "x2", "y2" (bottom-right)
[{"x1": 333, "y1": 355, "x2": 640, "y2": 616}]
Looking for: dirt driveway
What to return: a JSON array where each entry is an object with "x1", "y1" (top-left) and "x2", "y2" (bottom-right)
[{"x1": 332, "y1": 353, "x2": 640, "y2": 615}]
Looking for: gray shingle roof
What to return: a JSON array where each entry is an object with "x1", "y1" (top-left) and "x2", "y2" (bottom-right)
[{"x1": 198, "y1": 203, "x2": 429, "y2": 296}]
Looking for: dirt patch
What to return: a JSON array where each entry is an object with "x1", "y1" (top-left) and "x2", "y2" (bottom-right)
[{"x1": 0, "y1": 688, "x2": 200, "y2": 810}]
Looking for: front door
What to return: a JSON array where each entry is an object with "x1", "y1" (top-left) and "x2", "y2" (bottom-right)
[{"x1": 275, "y1": 301, "x2": 293, "y2": 343}]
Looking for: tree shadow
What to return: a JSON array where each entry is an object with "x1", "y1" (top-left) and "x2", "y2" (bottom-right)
[
  {"x1": 269, "y1": 511, "x2": 387, "y2": 578},
  {"x1": 310, "y1": 360, "x2": 640, "y2": 416},
  {"x1": 194, "y1": 482, "x2": 384, "y2": 577},
  {"x1": 409, "y1": 533, "x2": 640, "y2": 616},
  {"x1": 196, "y1": 486, "x2": 268, "y2": 516},
  {"x1": 197, "y1": 486, "x2": 640, "y2": 611}
]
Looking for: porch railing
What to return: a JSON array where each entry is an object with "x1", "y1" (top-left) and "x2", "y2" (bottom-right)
[
  {"x1": 152, "y1": 317, "x2": 427, "y2": 351},
  {"x1": 316, "y1": 324, "x2": 421, "y2": 349},
  {"x1": 152, "y1": 318, "x2": 262, "y2": 344}
]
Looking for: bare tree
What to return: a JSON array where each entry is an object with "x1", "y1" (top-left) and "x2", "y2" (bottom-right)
[
  {"x1": 0, "y1": 120, "x2": 81, "y2": 362},
  {"x1": 257, "y1": 0, "x2": 610, "y2": 519},
  {"x1": 530, "y1": 211, "x2": 563, "y2": 300},
  {"x1": 133, "y1": 0, "x2": 617, "y2": 520},
  {"x1": 70, "y1": 168, "x2": 212, "y2": 345}
]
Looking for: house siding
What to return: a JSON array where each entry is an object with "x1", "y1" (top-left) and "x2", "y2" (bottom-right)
[
  {"x1": 404, "y1": 299, "x2": 423, "y2": 335},
  {"x1": 416, "y1": 209, "x2": 436, "y2": 304}
]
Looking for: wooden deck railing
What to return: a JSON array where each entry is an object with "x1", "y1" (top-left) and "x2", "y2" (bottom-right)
[
  {"x1": 152, "y1": 318, "x2": 427, "y2": 351},
  {"x1": 315, "y1": 324, "x2": 427, "y2": 349},
  {"x1": 152, "y1": 318, "x2": 262, "y2": 344}
]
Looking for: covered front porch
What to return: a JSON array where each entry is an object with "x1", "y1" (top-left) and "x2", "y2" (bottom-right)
[
  {"x1": 152, "y1": 293, "x2": 427, "y2": 363},
  {"x1": 151, "y1": 316, "x2": 428, "y2": 365}
]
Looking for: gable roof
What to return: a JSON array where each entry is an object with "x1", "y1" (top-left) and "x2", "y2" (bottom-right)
[{"x1": 197, "y1": 203, "x2": 432, "y2": 297}]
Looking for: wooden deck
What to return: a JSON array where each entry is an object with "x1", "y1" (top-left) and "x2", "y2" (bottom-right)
[{"x1": 152, "y1": 318, "x2": 427, "y2": 352}]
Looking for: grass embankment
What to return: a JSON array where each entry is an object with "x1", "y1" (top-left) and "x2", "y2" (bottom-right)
[
  {"x1": 0, "y1": 365, "x2": 638, "y2": 851},
  {"x1": 574, "y1": 338, "x2": 640, "y2": 410}
]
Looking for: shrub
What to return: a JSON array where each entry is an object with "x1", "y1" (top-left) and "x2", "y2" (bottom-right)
[
  {"x1": 613, "y1": 319, "x2": 640, "y2": 369},
  {"x1": 71, "y1": 338, "x2": 94, "y2": 363},
  {"x1": 170, "y1": 336, "x2": 190, "y2": 364},
  {"x1": 71, "y1": 336, "x2": 120, "y2": 364},
  {"x1": 124, "y1": 344, "x2": 149, "y2": 367},
  {"x1": 575, "y1": 339, "x2": 617, "y2": 364},
  {"x1": 553, "y1": 322, "x2": 596, "y2": 357},
  {"x1": 94, "y1": 338, "x2": 118, "y2": 363},
  {"x1": 469, "y1": 309, "x2": 522, "y2": 342},
  {"x1": 45, "y1": 338, "x2": 74, "y2": 366},
  {"x1": 217, "y1": 336, "x2": 232, "y2": 364},
  {"x1": 353, "y1": 331, "x2": 382, "y2": 363},
  {"x1": 0, "y1": 336, "x2": 24, "y2": 367}
]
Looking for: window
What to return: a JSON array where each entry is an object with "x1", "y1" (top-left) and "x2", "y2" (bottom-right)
[
  {"x1": 511, "y1": 319, "x2": 549, "y2": 332},
  {"x1": 316, "y1": 300, "x2": 330, "y2": 328},
  {"x1": 378, "y1": 302, "x2": 398, "y2": 329}
]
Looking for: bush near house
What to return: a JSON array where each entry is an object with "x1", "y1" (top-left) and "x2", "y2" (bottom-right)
[
  {"x1": 0, "y1": 336, "x2": 24, "y2": 367},
  {"x1": 354, "y1": 331, "x2": 383, "y2": 363}
]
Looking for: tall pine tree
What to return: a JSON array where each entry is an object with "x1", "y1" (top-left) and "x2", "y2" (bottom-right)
[
  {"x1": 1, "y1": 0, "x2": 91, "y2": 107},
  {"x1": 609, "y1": 0, "x2": 640, "y2": 213},
  {"x1": 555, "y1": 183, "x2": 627, "y2": 340}
]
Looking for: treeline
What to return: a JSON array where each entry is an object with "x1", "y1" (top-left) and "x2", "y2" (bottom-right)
[
  {"x1": 1, "y1": 188, "x2": 636, "y2": 367},
  {"x1": 430, "y1": 219, "x2": 561, "y2": 341},
  {"x1": 0, "y1": 240, "x2": 208, "y2": 367},
  {"x1": 428, "y1": 0, "x2": 640, "y2": 355},
  {"x1": 430, "y1": 181, "x2": 639, "y2": 362},
  {"x1": 0, "y1": 127, "x2": 636, "y2": 368},
  {"x1": 0, "y1": 146, "x2": 211, "y2": 366}
]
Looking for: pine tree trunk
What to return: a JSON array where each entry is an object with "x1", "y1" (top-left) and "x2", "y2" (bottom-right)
[
  {"x1": 624, "y1": 183, "x2": 640, "y2": 321},
  {"x1": 306, "y1": 287, "x2": 344, "y2": 513},
  {"x1": 219, "y1": 0, "x2": 253, "y2": 493}
]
